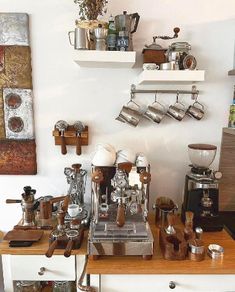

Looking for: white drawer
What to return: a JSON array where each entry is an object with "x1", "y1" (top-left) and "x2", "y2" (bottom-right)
[
  {"x1": 100, "y1": 274, "x2": 235, "y2": 292},
  {"x1": 10, "y1": 255, "x2": 75, "y2": 281}
]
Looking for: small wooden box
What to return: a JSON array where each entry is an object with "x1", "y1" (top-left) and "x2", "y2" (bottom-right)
[{"x1": 142, "y1": 49, "x2": 167, "y2": 65}]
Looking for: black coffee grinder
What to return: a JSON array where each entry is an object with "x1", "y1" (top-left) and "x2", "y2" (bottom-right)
[{"x1": 181, "y1": 144, "x2": 223, "y2": 231}]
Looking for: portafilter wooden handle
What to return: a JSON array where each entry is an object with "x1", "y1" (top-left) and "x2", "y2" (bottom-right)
[
  {"x1": 116, "y1": 204, "x2": 125, "y2": 227},
  {"x1": 45, "y1": 239, "x2": 58, "y2": 258},
  {"x1": 76, "y1": 135, "x2": 82, "y2": 156},
  {"x1": 64, "y1": 239, "x2": 74, "y2": 258},
  {"x1": 61, "y1": 135, "x2": 67, "y2": 155},
  {"x1": 6, "y1": 199, "x2": 21, "y2": 204}
]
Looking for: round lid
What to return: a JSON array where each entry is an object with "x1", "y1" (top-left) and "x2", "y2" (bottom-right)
[{"x1": 188, "y1": 144, "x2": 217, "y2": 150}]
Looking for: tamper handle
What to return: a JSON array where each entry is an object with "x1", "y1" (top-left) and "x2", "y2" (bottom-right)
[
  {"x1": 57, "y1": 210, "x2": 66, "y2": 226},
  {"x1": 116, "y1": 204, "x2": 125, "y2": 227}
]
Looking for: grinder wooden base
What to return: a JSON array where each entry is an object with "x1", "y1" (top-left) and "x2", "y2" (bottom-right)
[{"x1": 159, "y1": 228, "x2": 187, "y2": 260}]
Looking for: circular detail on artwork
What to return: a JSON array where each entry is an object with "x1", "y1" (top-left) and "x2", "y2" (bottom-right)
[
  {"x1": 8, "y1": 117, "x2": 24, "y2": 133},
  {"x1": 5, "y1": 93, "x2": 22, "y2": 109}
]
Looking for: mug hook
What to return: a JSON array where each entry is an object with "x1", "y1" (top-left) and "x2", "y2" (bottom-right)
[
  {"x1": 176, "y1": 91, "x2": 180, "y2": 103},
  {"x1": 127, "y1": 92, "x2": 140, "y2": 108},
  {"x1": 154, "y1": 92, "x2": 158, "y2": 103}
]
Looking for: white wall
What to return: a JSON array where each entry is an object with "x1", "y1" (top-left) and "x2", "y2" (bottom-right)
[{"x1": 0, "y1": 0, "x2": 235, "y2": 231}]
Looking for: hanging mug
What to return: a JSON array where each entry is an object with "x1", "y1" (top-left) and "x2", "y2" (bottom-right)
[
  {"x1": 186, "y1": 100, "x2": 204, "y2": 120},
  {"x1": 144, "y1": 93, "x2": 166, "y2": 124},
  {"x1": 167, "y1": 92, "x2": 186, "y2": 121},
  {"x1": 116, "y1": 96, "x2": 142, "y2": 127}
]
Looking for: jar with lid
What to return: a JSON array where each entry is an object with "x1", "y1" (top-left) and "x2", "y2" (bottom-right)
[{"x1": 15, "y1": 281, "x2": 41, "y2": 292}]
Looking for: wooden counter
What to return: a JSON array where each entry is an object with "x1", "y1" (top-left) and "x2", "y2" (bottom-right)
[
  {"x1": 86, "y1": 216, "x2": 235, "y2": 275},
  {"x1": 1, "y1": 216, "x2": 235, "y2": 275},
  {"x1": 0, "y1": 229, "x2": 88, "y2": 255}
]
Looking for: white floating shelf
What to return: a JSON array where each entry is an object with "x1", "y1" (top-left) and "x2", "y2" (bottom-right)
[
  {"x1": 73, "y1": 50, "x2": 136, "y2": 68},
  {"x1": 138, "y1": 70, "x2": 205, "y2": 85}
]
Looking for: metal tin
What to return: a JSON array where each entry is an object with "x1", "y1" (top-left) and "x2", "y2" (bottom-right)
[{"x1": 208, "y1": 244, "x2": 224, "y2": 259}]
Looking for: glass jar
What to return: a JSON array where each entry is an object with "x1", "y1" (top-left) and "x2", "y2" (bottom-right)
[
  {"x1": 52, "y1": 281, "x2": 72, "y2": 292},
  {"x1": 15, "y1": 281, "x2": 41, "y2": 292}
]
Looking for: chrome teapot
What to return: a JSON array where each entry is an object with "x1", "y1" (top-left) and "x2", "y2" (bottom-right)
[{"x1": 115, "y1": 11, "x2": 140, "y2": 51}]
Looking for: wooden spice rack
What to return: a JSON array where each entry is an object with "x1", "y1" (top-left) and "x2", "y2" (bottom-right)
[{"x1": 52, "y1": 125, "x2": 89, "y2": 147}]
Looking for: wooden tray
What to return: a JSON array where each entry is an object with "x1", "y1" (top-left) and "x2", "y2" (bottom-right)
[{"x1": 3, "y1": 230, "x2": 43, "y2": 242}]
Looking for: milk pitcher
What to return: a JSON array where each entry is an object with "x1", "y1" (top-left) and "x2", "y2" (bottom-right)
[{"x1": 68, "y1": 27, "x2": 88, "y2": 50}]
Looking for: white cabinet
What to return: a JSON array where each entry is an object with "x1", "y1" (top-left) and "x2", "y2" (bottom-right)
[
  {"x1": 10, "y1": 255, "x2": 75, "y2": 281},
  {"x1": 2, "y1": 254, "x2": 86, "y2": 292},
  {"x1": 98, "y1": 274, "x2": 235, "y2": 292}
]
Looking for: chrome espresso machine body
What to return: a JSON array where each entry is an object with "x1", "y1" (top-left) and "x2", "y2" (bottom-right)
[
  {"x1": 181, "y1": 144, "x2": 223, "y2": 231},
  {"x1": 64, "y1": 163, "x2": 91, "y2": 227},
  {"x1": 88, "y1": 163, "x2": 154, "y2": 259}
]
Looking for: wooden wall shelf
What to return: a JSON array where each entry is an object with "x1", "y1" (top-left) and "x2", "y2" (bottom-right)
[
  {"x1": 53, "y1": 125, "x2": 88, "y2": 146},
  {"x1": 52, "y1": 125, "x2": 88, "y2": 155}
]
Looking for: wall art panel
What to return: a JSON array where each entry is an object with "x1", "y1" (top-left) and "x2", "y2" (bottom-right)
[{"x1": 0, "y1": 13, "x2": 36, "y2": 174}]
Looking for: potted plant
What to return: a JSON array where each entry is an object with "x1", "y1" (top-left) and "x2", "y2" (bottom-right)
[
  {"x1": 74, "y1": 0, "x2": 108, "y2": 49},
  {"x1": 74, "y1": 0, "x2": 108, "y2": 21}
]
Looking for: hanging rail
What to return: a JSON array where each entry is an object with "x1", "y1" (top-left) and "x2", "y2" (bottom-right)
[{"x1": 131, "y1": 84, "x2": 199, "y2": 99}]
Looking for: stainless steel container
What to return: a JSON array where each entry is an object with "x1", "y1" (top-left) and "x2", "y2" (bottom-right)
[{"x1": 153, "y1": 197, "x2": 178, "y2": 227}]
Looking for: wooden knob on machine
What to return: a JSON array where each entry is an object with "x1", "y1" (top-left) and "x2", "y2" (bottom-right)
[
  {"x1": 92, "y1": 169, "x2": 104, "y2": 183},
  {"x1": 139, "y1": 171, "x2": 151, "y2": 184}
]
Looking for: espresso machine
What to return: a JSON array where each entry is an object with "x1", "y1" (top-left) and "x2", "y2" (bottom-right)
[
  {"x1": 64, "y1": 163, "x2": 91, "y2": 227},
  {"x1": 88, "y1": 162, "x2": 154, "y2": 259},
  {"x1": 181, "y1": 144, "x2": 223, "y2": 231},
  {"x1": 6, "y1": 186, "x2": 38, "y2": 226}
]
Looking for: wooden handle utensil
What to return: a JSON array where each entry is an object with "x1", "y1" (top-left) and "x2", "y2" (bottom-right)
[{"x1": 116, "y1": 204, "x2": 125, "y2": 227}]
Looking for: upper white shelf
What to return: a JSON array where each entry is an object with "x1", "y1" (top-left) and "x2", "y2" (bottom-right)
[
  {"x1": 73, "y1": 50, "x2": 136, "y2": 68},
  {"x1": 137, "y1": 70, "x2": 205, "y2": 85}
]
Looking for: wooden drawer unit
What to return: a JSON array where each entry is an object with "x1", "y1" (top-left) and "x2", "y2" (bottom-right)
[{"x1": 10, "y1": 255, "x2": 75, "y2": 281}]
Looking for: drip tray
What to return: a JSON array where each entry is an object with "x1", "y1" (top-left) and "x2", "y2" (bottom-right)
[{"x1": 92, "y1": 222, "x2": 149, "y2": 240}]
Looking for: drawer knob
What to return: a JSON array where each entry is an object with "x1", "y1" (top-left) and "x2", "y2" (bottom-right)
[
  {"x1": 38, "y1": 267, "x2": 46, "y2": 276},
  {"x1": 169, "y1": 281, "x2": 176, "y2": 289}
]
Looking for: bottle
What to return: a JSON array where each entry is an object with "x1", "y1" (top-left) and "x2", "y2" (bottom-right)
[
  {"x1": 117, "y1": 27, "x2": 129, "y2": 51},
  {"x1": 107, "y1": 15, "x2": 117, "y2": 51},
  {"x1": 228, "y1": 85, "x2": 235, "y2": 128}
]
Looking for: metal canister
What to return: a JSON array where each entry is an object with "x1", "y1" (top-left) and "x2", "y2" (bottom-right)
[{"x1": 153, "y1": 196, "x2": 178, "y2": 227}]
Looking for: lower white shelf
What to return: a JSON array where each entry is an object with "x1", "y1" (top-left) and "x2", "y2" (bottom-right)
[
  {"x1": 138, "y1": 70, "x2": 205, "y2": 85},
  {"x1": 73, "y1": 50, "x2": 136, "y2": 68}
]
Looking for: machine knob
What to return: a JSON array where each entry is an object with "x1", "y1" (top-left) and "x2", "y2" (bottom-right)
[
  {"x1": 169, "y1": 281, "x2": 176, "y2": 289},
  {"x1": 38, "y1": 267, "x2": 46, "y2": 276}
]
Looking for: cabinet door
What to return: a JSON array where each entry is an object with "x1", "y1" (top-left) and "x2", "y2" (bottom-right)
[
  {"x1": 10, "y1": 255, "x2": 75, "y2": 281},
  {"x1": 100, "y1": 274, "x2": 235, "y2": 292}
]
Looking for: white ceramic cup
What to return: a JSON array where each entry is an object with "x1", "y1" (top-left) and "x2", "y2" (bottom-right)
[{"x1": 68, "y1": 204, "x2": 82, "y2": 218}]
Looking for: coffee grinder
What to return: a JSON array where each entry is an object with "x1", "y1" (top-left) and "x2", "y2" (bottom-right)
[{"x1": 181, "y1": 144, "x2": 223, "y2": 231}]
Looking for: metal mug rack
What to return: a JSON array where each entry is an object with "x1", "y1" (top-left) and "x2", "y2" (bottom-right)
[{"x1": 130, "y1": 84, "x2": 199, "y2": 100}]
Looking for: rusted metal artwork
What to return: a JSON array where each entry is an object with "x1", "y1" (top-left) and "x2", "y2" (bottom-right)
[{"x1": 0, "y1": 13, "x2": 36, "y2": 174}]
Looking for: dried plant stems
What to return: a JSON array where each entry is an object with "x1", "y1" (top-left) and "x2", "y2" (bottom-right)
[{"x1": 74, "y1": 0, "x2": 108, "y2": 20}]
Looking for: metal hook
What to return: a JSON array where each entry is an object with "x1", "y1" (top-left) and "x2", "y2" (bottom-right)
[
  {"x1": 154, "y1": 91, "x2": 158, "y2": 103},
  {"x1": 176, "y1": 90, "x2": 180, "y2": 103}
]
